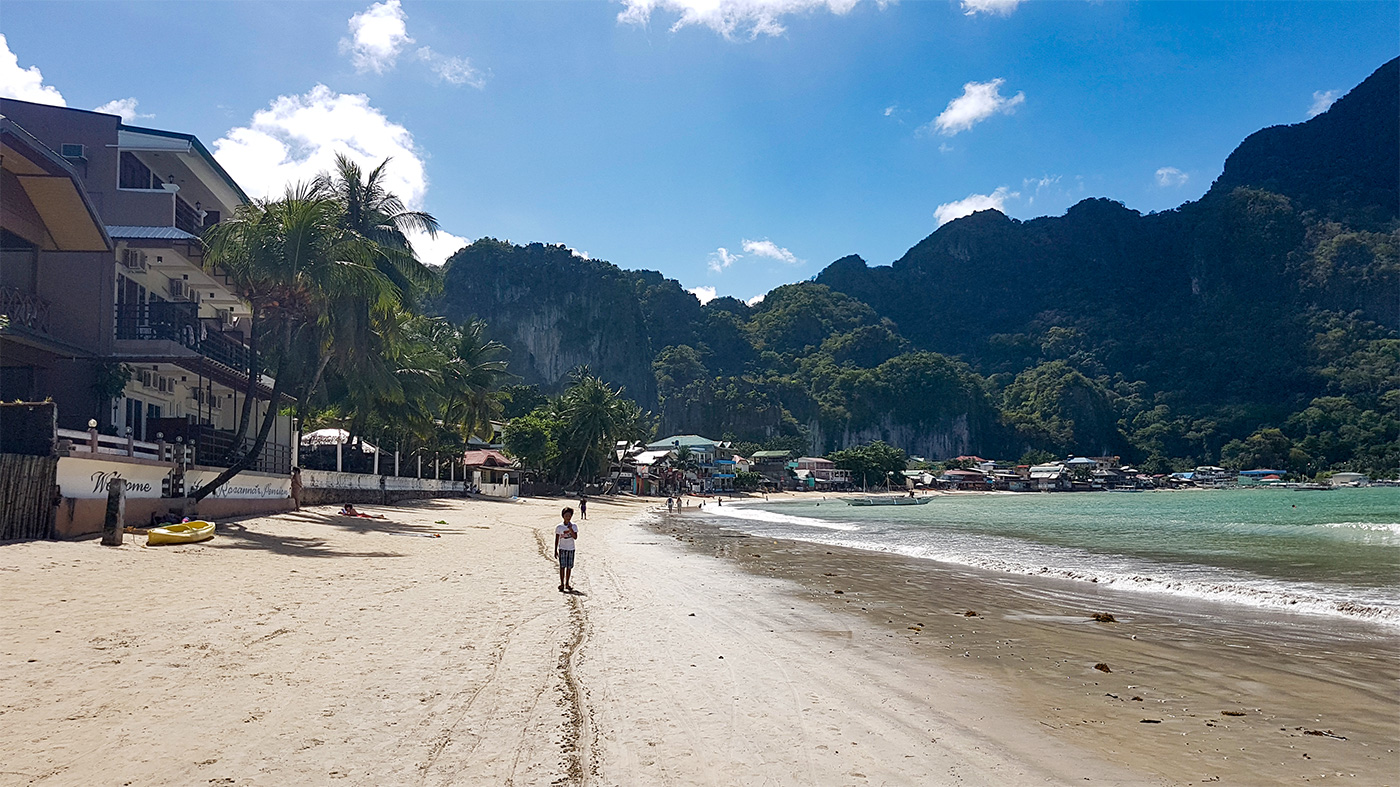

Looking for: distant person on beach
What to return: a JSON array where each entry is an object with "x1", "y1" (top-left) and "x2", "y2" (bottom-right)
[
  {"x1": 338, "y1": 503, "x2": 385, "y2": 519},
  {"x1": 579, "y1": 496, "x2": 588, "y2": 519},
  {"x1": 666, "y1": 498, "x2": 674, "y2": 513},
  {"x1": 290, "y1": 467, "x2": 303, "y2": 510},
  {"x1": 555, "y1": 507, "x2": 578, "y2": 592}
]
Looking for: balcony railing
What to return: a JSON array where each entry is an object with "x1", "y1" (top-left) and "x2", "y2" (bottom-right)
[
  {"x1": 1, "y1": 286, "x2": 52, "y2": 333},
  {"x1": 149, "y1": 417, "x2": 292, "y2": 475},
  {"x1": 115, "y1": 301, "x2": 249, "y2": 372}
]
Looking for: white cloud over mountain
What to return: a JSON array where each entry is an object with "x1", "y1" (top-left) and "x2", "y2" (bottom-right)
[
  {"x1": 617, "y1": 0, "x2": 868, "y2": 40},
  {"x1": 212, "y1": 85, "x2": 467, "y2": 266},
  {"x1": 0, "y1": 34, "x2": 65, "y2": 106},
  {"x1": 1307, "y1": 89, "x2": 1339, "y2": 118},
  {"x1": 930, "y1": 78, "x2": 1025, "y2": 136},
  {"x1": 688, "y1": 285, "x2": 719, "y2": 304},
  {"x1": 708, "y1": 247, "x2": 742, "y2": 273},
  {"x1": 934, "y1": 186, "x2": 1016, "y2": 226},
  {"x1": 1154, "y1": 166, "x2": 1189, "y2": 187},
  {"x1": 742, "y1": 238, "x2": 802, "y2": 265}
]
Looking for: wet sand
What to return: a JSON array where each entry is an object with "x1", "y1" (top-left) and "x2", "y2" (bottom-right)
[{"x1": 653, "y1": 503, "x2": 1399, "y2": 785}]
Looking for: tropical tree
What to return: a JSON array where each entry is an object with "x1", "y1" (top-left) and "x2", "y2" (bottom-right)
[
  {"x1": 195, "y1": 181, "x2": 398, "y2": 501},
  {"x1": 555, "y1": 368, "x2": 644, "y2": 488}
]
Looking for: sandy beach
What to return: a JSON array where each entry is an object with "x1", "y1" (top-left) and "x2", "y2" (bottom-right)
[{"x1": 2, "y1": 495, "x2": 1396, "y2": 786}]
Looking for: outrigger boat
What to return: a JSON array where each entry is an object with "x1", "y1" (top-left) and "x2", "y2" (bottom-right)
[
  {"x1": 147, "y1": 520, "x2": 216, "y2": 545},
  {"x1": 846, "y1": 495, "x2": 934, "y2": 507}
]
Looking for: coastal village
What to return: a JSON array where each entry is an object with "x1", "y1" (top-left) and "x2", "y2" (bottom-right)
[
  {"x1": 0, "y1": 90, "x2": 1383, "y2": 540},
  {"x1": 1, "y1": 10, "x2": 1397, "y2": 787}
]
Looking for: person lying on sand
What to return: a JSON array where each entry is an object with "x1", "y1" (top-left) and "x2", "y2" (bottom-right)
[{"x1": 338, "y1": 503, "x2": 386, "y2": 519}]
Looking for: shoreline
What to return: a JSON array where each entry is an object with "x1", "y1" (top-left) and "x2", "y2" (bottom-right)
[{"x1": 641, "y1": 507, "x2": 1400, "y2": 784}]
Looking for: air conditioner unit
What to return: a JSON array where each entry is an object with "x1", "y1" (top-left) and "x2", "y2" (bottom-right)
[
  {"x1": 121, "y1": 248, "x2": 149, "y2": 272},
  {"x1": 168, "y1": 279, "x2": 187, "y2": 299},
  {"x1": 60, "y1": 143, "x2": 86, "y2": 161}
]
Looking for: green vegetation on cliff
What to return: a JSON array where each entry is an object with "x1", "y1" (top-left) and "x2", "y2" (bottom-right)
[{"x1": 438, "y1": 58, "x2": 1399, "y2": 476}]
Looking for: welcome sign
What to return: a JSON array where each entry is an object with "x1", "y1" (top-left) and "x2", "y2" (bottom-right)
[{"x1": 56, "y1": 456, "x2": 170, "y2": 499}]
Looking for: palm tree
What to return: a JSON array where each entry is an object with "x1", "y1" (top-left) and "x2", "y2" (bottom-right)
[
  {"x1": 556, "y1": 369, "x2": 634, "y2": 488},
  {"x1": 195, "y1": 181, "x2": 398, "y2": 502},
  {"x1": 327, "y1": 154, "x2": 439, "y2": 302},
  {"x1": 439, "y1": 318, "x2": 511, "y2": 442}
]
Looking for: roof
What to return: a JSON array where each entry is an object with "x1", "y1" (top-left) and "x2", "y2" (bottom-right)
[
  {"x1": 1238, "y1": 469, "x2": 1287, "y2": 476},
  {"x1": 647, "y1": 434, "x2": 722, "y2": 450},
  {"x1": 942, "y1": 469, "x2": 988, "y2": 478},
  {"x1": 750, "y1": 450, "x2": 792, "y2": 459},
  {"x1": 106, "y1": 225, "x2": 202, "y2": 241},
  {"x1": 119, "y1": 123, "x2": 250, "y2": 203},
  {"x1": 1065, "y1": 457, "x2": 1099, "y2": 466},
  {"x1": 462, "y1": 449, "x2": 516, "y2": 468},
  {"x1": 0, "y1": 116, "x2": 113, "y2": 252},
  {"x1": 300, "y1": 428, "x2": 377, "y2": 452},
  {"x1": 631, "y1": 449, "x2": 672, "y2": 466},
  {"x1": 796, "y1": 456, "x2": 834, "y2": 466}
]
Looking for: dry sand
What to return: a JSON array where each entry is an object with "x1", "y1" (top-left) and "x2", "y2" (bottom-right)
[{"x1": 1, "y1": 495, "x2": 1395, "y2": 786}]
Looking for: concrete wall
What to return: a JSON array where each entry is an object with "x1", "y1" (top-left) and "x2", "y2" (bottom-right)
[{"x1": 300, "y1": 469, "x2": 466, "y2": 507}]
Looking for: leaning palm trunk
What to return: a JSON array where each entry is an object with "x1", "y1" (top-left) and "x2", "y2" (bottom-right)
[
  {"x1": 227, "y1": 310, "x2": 259, "y2": 459},
  {"x1": 191, "y1": 324, "x2": 292, "y2": 503}
]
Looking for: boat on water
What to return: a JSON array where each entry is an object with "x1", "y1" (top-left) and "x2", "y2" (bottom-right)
[
  {"x1": 147, "y1": 520, "x2": 216, "y2": 545},
  {"x1": 847, "y1": 496, "x2": 934, "y2": 507}
]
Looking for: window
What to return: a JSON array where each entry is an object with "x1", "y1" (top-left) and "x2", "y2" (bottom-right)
[
  {"x1": 0, "y1": 229, "x2": 38, "y2": 293},
  {"x1": 119, "y1": 151, "x2": 158, "y2": 189}
]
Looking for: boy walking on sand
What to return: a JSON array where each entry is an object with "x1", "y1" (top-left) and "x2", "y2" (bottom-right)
[{"x1": 555, "y1": 507, "x2": 578, "y2": 592}]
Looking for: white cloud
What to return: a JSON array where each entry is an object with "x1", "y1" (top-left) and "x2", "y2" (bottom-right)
[
  {"x1": 93, "y1": 97, "x2": 152, "y2": 123},
  {"x1": 213, "y1": 85, "x2": 427, "y2": 207},
  {"x1": 1307, "y1": 89, "x2": 1339, "y2": 119},
  {"x1": 406, "y1": 228, "x2": 469, "y2": 267},
  {"x1": 929, "y1": 78, "x2": 1025, "y2": 136},
  {"x1": 745, "y1": 293, "x2": 766, "y2": 307},
  {"x1": 617, "y1": 0, "x2": 869, "y2": 40},
  {"x1": 213, "y1": 85, "x2": 476, "y2": 266},
  {"x1": 934, "y1": 186, "x2": 1016, "y2": 226},
  {"x1": 960, "y1": 0, "x2": 1023, "y2": 16},
  {"x1": 688, "y1": 285, "x2": 719, "y2": 304},
  {"x1": 416, "y1": 47, "x2": 485, "y2": 88},
  {"x1": 938, "y1": 142, "x2": 953, "y2": 154},
  {"x1": 341, "y1": 0, "x2": 414, "y2": 74},
  {"x1": 741, "y1": 238, "x2": 802, "y2": 265},
  {"x1": 1154, "y1": 166, "x2": 1189, "y2": 187},
  {"x1": 707, "y1": 246, "x2": 742, "y2": 273},
  {"x1": 0, "y1": 34, "x2": 65, "y2": 106},
  {"x1": 883, "y1": 104, "x2": 897, "y2": 117}
]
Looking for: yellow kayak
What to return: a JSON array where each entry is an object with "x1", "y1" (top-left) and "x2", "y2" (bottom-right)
[{"x1": 147, "y1": 520, "x2": 215, "y2": 545}]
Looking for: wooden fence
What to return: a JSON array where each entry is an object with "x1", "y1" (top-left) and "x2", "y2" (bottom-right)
[{"x1": 0, "y1": 454, "x2": 58, "y2": 540}]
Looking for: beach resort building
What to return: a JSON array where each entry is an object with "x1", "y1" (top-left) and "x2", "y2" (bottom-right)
[
  {"x1": 0, "y1": 98, "x2": 293, "y2": 473},
  {"x1": 0, "y1": 99, "x2": 302, "y2": 535}
]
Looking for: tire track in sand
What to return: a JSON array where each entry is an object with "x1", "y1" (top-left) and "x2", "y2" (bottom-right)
[{"x1": 535, "y1": 529, "x2": 594, "y2": 787}]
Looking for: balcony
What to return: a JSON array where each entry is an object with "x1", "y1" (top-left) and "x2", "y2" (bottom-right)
[
  {"x1": 0, "y1": 286, "x2": 51, "y2": 334},
  {"x1": 114, "y1": 301, "x2": 249, "y2": 372},
  {"x1": 149, "y1": 417, "x2": 292, "y2": 475}
]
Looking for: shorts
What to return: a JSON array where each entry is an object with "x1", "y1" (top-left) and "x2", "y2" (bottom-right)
[{"x1": 557, "y1": 549, "x2": 575, "y2": 569}]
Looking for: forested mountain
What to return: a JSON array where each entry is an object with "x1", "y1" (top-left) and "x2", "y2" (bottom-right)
[{"x1": 436, "y1": 58, "x2": 1399, "y2": 475}]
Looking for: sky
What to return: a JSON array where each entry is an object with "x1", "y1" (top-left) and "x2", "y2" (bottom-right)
[{"x1": 1, "y1": 1, "x2": 1395, "y2": 305}]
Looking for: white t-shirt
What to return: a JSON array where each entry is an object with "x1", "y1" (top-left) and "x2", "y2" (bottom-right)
[{"x1": 556, "y1": 522, "x2": 578, "y2": 550}]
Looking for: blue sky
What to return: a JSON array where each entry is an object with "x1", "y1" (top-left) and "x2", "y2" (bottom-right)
[{"x1": 2, "y1": 1, "x2": 1395, "y2": 303}]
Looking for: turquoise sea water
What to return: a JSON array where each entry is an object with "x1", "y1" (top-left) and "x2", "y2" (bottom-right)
[{"x1": 709, "y1": 487, "x2": 1400, "y2": 626}]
